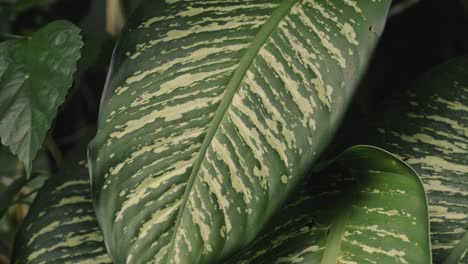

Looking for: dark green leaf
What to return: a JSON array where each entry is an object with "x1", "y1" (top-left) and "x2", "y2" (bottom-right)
[
  {"x1": 0, "y1": 176, "x2": 26, "y2": 220},
  {"x1": 368, "y1": 56, "x2": 468, "y2": 263},
  {"x1": 0, "y1": 20, "x2": 82, "y2": 176},
  {"x1": 229, "y1": 146, "x2": 431, "y2": 264},
  {"x1": 89, "y1": 0, "x2": 391, "y2": 263},
  {"x1": 12, "y1": 139, "x2": 111, "y2": 264}
]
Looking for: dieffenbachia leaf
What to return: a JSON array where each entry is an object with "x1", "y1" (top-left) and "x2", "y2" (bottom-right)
[
  {"x1": 368, "y1": 56, "x2": 468, "y2": 263},
  {"x1": 88, "y1": 1, "x2": 391, "y2": 263},
  {"x1": 228, "y1": 146, "x2": 431, "y2": 264},
  {"x1": 12, "y1": 142, "x2": 111, "y2": 264},
  {"x1": 0, "y1": 20, "x2": 82, "y2": 176}
]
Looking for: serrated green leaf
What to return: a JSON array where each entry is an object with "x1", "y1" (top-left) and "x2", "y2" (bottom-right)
[
  {"x1": 88, "y1": 1, "x2": 391, "y2": 263},
  {"x1": 228, "y1": 146, "x2": 431, "y2": 264},
  {"x1": 368, "y1": 56, "x2": 468, "y2": 263},
  {"x1": 0, "y1": 20, "x2": 82, "y2": 176},
  {"x1": 12, "y1": 140, "x2": 111, "y2": 264}
]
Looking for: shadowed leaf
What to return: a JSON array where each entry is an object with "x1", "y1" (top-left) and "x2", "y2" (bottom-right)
[{"x1": 12, "y1": 140, "x2": 111, "y2": 264}]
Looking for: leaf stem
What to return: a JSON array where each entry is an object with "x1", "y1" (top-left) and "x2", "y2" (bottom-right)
[
  {"x1": 0, "y1": 33, "x2": 29, "y2": 40},
  {"x1": 45, "y1": 134, "x2": 64, "y2": 167}
]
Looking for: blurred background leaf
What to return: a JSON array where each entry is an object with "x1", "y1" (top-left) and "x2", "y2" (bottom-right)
[
  {"x1": 12, "y1": 135, "x2": 111, "y2": 264},
  {"x1": 0, "y1": 147, "x2": 49, "y2": 263}
]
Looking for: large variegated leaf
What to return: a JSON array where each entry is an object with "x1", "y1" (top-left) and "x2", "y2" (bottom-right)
[
  {"x1": 12, "y1": 142, "x2": 111, "y2": 264},
  {"x1": 227, "y1": 146, "x2": 431, "y2": 263},
  {"x1": 88, "y1": 1, "x2": 391, "y2": 263},
  {"x1": 367, "y1": 56, "x2": 468, "y2": 263}
]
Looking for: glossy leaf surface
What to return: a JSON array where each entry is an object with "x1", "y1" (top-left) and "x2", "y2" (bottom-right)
[
  {"x1": 229, "y1": 146, "x2": 431, "y2": 264},
  {"x1": 89, "y1": 1, "x2": 391, "y2": 263}
]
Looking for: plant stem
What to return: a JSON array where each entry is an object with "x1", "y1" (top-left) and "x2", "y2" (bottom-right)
[
  {"x1": 0, "y1": 32, "x2": 29, "y2": 40},
  {"x1": 45, "y1": 134, "x2": 64, "y2": 167}
]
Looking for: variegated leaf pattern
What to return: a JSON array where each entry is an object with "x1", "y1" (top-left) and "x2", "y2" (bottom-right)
[
  {"x1": 370, "y1": 56, "x2": 468, "y2": 263},
  {"x1": 88, "y1": 0, "x2": 391, "y2": 263},
  {"x1": 12, "y1": 142, "x2": 111, "y2": 264},
  {"x1": 228, "y1": 146, "x2": 431, "y2": 264}
]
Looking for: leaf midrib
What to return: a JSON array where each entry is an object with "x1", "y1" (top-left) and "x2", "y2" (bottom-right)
[{"x1": 164, "y1": 0, "x2": 301, "y2": 260}]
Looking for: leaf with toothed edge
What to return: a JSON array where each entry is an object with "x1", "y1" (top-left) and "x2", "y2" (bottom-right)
[
  {"x1": 12, "y1": 138, "x2": 111, "y2": 264},
  {"x1": 227, "y1": 146, "x2": 431, "y2": 264},
  {"x1": 88, "y1": 0, "x2": 391, "y2": 263},
  {"x1": 366, "y1": 56, "x2": 468, "y2": 263},
  {"x1": 0, "y1": 20, "x2": 82, "y2": 177}
]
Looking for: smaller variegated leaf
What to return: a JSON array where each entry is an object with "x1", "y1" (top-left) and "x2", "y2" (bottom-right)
[
  {"x1": 12, "y1": 140, "x2": 111, "y2": 264},
  {"x1": 228, "y1": 146, "x2": 431, "y2": 264},
  {"x1": 368, "y1": 56, "x2": 468, "y2": 263}
]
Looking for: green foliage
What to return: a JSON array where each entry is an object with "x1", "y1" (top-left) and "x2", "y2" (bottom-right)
[
  {"x1": 228, "y1": 146, "x2": 431, "y2": 264},
  {"x1": 12, "y1": 137, "x2": 111, "y2": 264},
  {"x1": 0, "y1": 1, "x2": 467, "y2": 264},
  {"x1": 0, "y1": 21, "x2": 82, "y2": 176},
  {"x1": 367, "y1": 56, "x2": 468, "y2": 263},
  {"x1": 0, "y1": 147, "x2": 49, "y2": 262},
  {"x1": 88, "y1": 1, "x2": 390, "y2": 263}
]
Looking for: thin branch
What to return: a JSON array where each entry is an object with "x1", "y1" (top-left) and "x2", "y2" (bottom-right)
[
  {"x1": 44, "y1": 134, "x2": 64, "y2": 166},
  {"x1": 0, "y1": 32, "x2": 30, "y2": 41}
]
